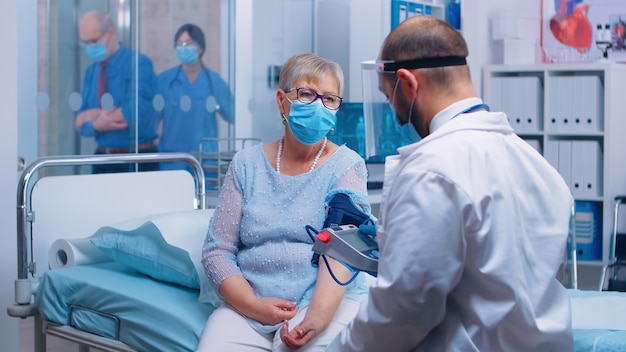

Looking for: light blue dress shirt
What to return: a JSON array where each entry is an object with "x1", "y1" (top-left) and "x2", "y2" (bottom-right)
[{"x1": 78, "y1": 45, "x2": 159, "y2": 148}]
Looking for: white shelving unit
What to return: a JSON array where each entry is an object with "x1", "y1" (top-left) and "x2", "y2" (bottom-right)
[{"x1": 483, "y1": 63, "x2": 626, "y2": 290}]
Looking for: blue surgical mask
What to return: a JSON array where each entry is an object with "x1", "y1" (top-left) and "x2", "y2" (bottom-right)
[
  {"x1": 394, "y1": 99, "x2": 421, "y2": 144},
  {"x1": 288, "y1": 100, "x2": 336, "y2": 145},
  {"x1": 390, "y1": 79, "x2": 421, "y2": 144},
  {"x1": 85, "y1": 43, "x2": 108, "y2": 62},
  {"x1": 176, "y1": 45, "x2": 199, "y2": 65}
]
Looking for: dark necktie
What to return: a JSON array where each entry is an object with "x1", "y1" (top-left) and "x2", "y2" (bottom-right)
[{"x1": 97, "y1": 61, "x2": 108, "y2": 107}]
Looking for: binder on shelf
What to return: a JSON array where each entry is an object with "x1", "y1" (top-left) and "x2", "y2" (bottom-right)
[
  {"x1": 505, "y1": 78, "x2": 524, "y2": 132},
  {"x1": 558, "y1": 140, "x2": 572, "y2": 192},
  {"x1": 523, "y1": 76, "x2": 542, "y2": 134},
  {"x1": 571, "y1": 77, "x2": 584, "y2": 133},
  {"x1": 559, "y1": 76, "x2": 573, "y2": 132},
  {"x1": 571, "y1": 141, "x2": 585, "y2": 198},
  {"x1": 543, "y1": 139, "x2": 559, "y2": 171},
  {"x1": 391, "y1": 1, "x2": 446, "y2": 30},
  {"x1": 582, "y1": 140, "x2": 603, "y2": 198},
  {"x1": 570, "y1": 140, "x2": 602, "y2": 199},
  {"x1": 486, "y1": 76, "x2": 503, "y2": 112},
  {"x1": 581, "y1": 76, "x2": 604, "y2": 133},
  {"x1": 574, "y1": 201, "x2": 602, "y2": 261},
  {"x1": 547, "y1": 76, "x2": 561, "y2": 132}
]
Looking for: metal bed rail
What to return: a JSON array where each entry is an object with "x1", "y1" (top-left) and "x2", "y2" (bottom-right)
[
  {"x1": 14, "y1": 153, "x2": 205, "y2": 283},
  {"x1": 196, "y1": 137, "x2": 262, "y2": 192}
]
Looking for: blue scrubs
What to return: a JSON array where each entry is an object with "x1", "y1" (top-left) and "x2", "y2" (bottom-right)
[{"x1": 156, "y1": 65, "x2": 234, "y2": 171}]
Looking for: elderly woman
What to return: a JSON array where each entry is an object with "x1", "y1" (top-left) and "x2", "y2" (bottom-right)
[{"x1": 198, "y1": 53, "x2": 371, "y2": 351}]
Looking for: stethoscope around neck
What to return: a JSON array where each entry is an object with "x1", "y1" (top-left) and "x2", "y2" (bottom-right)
[{"x1": 168, "y1": 64, "x2": 220, "y2": 113}]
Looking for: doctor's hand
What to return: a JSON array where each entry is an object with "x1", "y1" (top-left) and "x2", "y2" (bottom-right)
[
  {"x1": 246, "y1": 297, "x2": 298, "y2": 327},
  {"x1": 93, "y1": 108, "x2": 128, "y2": 132},
  {"x1": 280, "y1": 315, "x2": 324, "y2": 349}
]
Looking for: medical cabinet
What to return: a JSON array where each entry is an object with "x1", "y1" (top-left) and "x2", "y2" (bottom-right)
[{"x1": 483, "y1": 62, "x2": 626, "y2": 290}]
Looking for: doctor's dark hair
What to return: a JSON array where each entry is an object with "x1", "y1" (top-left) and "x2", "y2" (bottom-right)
[
  {"x1": 380, "y1": 16, "x2": 470, "y2": 89},
  {"x1": 174, "y1": 23, "x2": 206, "y2": 57},
  {"x1": 279, "y1": 53, "x2": 344, "y2": 96}
]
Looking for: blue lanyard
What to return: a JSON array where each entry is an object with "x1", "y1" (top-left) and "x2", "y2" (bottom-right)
[{"x1": 455, "y1": 103, "x2": 490, "y2": 118}]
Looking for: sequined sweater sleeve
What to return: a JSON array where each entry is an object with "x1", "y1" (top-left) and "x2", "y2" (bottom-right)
[
  {"x1": 201, "y1": 144, "x2": 370, "y2": 302},
  {"x1": 201, "y1": 162, "x2": 245, "y2": 285}
]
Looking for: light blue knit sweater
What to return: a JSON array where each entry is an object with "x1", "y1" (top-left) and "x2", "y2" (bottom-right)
[{"x1": 202, "y1": 143, "x2": 370, "y2": 333}]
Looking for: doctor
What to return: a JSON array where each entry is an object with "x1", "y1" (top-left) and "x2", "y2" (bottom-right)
[
  {"x1": 156, "y1": 23, "x2": 234, "y2": 170},
  {"x1": 328, "y1": 16, "x2": 574, "y2": 351}
]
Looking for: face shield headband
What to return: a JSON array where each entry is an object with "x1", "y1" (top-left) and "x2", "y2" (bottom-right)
[
  {"x1": 360, "y1": 55, "x2": 466, "y2": 160},
  {"x1": 380, "y1": 55, "x2": 467, "y2": 72}
]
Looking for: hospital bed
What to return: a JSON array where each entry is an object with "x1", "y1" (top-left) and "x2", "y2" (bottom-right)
[
  {"x1": 7, "y1": 153, "x2": 218, "y2": 352},
  {"x1": 568, "y1": 195, "x2": 626, "y2": 352},
  {"x1": 8, "y1": 153, "x2": 626, "y2": 352}
]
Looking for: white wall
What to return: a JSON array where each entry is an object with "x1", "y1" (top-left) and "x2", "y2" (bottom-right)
[
  {"x1": 462, "y1": 0, "x2": 541, "y2": 96},
  {"x1": 0, "y1": 0, "x2": 20, "y2": 350},
  {"x1": 232, "y1": 0, "x2": 541, "y2": 141},
  {"x1": 315, "y1": 0, "x2": 541, "y2": 104}
]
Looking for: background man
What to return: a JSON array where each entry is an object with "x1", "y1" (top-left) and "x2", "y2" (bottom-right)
[{"x1": 75, "y1": 10, "x2": 159, "y2": 173}]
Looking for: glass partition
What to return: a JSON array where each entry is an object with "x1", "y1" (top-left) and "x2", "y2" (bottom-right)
[{"x1": 34, "y1": 0, "x2": 232, "y2": 175}]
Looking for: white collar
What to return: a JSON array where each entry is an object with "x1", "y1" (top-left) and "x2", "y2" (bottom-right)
[{"x1": 429, "y1": 97, "x2": 485, "y2": 134}]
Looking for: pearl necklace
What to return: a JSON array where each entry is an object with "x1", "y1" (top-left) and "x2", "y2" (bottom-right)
[{"x1": 276, "y1": 137, "x2": 327, "y2": 174}]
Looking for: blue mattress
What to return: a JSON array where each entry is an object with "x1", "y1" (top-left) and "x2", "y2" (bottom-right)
[
  {"x1": 569, "y1": 289, "x2": 626, "y2": 352},
  {"x1": 37, "y1": 262, "x2": 216, "y2": 352}
]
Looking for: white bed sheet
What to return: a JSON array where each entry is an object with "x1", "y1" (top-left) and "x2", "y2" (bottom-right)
[{"x1": 569, "y1": 289, "x2": 626, "y2": 352}]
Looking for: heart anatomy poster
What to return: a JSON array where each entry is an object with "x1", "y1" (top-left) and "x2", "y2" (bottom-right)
[{"x1": 543, "y1": 0, "x2": 626, "y2": 62}]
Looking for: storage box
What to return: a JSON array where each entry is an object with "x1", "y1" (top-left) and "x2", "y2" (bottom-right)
[
  {"x1": 500, "y1": 38, "x2": 539, "y2": 65},
  {"x1": 492, "y1": 12, "x2": 540, "y2": 40}
]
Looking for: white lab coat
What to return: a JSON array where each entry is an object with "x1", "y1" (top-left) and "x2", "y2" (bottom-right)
[{"x1": 329, "y1": 99, "x2": 574, "y2": 351}]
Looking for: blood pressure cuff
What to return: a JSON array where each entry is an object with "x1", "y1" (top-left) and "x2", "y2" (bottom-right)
[{"x1": 311, "y1": 192, "x2": 374, "y2": 267}]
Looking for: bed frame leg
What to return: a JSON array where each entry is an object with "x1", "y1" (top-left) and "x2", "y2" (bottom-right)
[{"x1": 34, "y1": 314, "x2": 46, "y2": 352}]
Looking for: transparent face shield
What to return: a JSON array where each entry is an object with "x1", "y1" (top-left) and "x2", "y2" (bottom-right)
[
  {"x1": 361, "y1": 60, "x2": 409, "y2": 162},
  {"x1": 361, "y1": 56, "x2": 467, "y2": 161}
]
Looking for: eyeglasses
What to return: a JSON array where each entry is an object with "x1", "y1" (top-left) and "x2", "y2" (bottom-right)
[
  {"x1": 176, "y1": 40, "x2": 198, "y2": 48},
  {"x1": 80, "y1": 31, "x2": 107, "y2": 46},
  {"x1": 286, "y1": 87, "x2": 343, "y2": 110}
]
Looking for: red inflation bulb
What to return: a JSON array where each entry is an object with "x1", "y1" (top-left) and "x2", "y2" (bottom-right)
[{"x1": 317, "y1": 231, "x2": 331, "y2": 243}]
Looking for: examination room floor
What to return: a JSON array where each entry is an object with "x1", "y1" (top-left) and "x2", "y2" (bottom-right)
[{"x1": 19, "y1": 318, "x2": 105, "y2": 352}]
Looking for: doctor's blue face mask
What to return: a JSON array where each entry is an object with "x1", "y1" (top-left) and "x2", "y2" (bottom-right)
[
  {"x1": 390, "y1": 78, "x2": 421, "y2": 144},
  {"x1": 85, "y1": 43, "x2": 108, "y2": 62}
]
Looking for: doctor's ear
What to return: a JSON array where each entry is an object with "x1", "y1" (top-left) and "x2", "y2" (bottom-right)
[{"x1": 396, "y1": 68, "x2": 420, "y2": 93}]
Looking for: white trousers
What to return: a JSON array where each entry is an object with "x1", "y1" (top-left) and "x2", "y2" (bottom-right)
[{"x1": 196, "y1": 298, "x2": 360, "y2": 352}]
